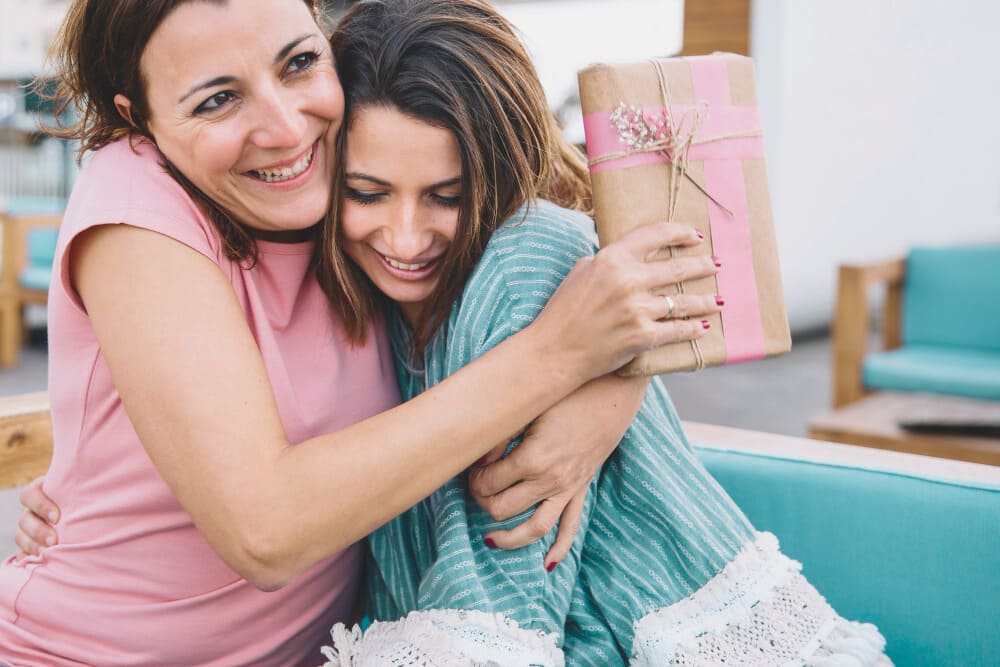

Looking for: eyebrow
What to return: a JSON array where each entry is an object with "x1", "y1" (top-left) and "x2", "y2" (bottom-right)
[
  {"x1": 178, "y1": 34, "x2": 316, "y2": 104},
  {"x1": 346, "y1": 173, "x2": 462, "y2": 190}
]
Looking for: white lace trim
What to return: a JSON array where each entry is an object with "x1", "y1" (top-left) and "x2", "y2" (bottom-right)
[
  {"x1": 630, "y1": 532, "x2": 890, "y2": 667},
  {"x1": 319, "y1": 608, "x2": 565, "y2": 667}
]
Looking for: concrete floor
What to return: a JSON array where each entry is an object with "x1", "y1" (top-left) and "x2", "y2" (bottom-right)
[{"x1": 0, "y1": 332, "x2": 834, "y2": 555}]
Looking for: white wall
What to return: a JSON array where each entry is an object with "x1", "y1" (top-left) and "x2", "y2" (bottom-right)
[
  {"x1": 752, "y1": 0, "x2": 1000, "y2": 331},
  {"x1": 0, "y1": 0, "x2": 66, "y2": 79},
  {"x1": 496, "y1": 0, "x2": 685, "y2": 143}
]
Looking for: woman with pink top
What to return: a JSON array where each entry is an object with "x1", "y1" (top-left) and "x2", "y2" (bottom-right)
[{"x1": 0, "y1": 0, "x2": 721, "y2": 664}]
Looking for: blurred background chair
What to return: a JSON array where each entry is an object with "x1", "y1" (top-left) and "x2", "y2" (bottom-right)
[
  {"x1": 0, "y1": 197, "x2": 63, "y2": 369},
  {"x1": 810, "y1": 245, "x2": 1000, "y2": 464}
]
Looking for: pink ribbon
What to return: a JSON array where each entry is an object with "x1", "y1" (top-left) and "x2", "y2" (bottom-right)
[{"x1": 582, "y1": 57, "x2": 767, "y2": 363}]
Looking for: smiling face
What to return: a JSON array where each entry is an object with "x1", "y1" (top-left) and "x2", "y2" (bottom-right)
[
  {"x1": 339, "y1": 105, "x2": 462, "y2": 325},
  {"x1": 134, "y1": 0, "x2": 342, "y2": 233}
]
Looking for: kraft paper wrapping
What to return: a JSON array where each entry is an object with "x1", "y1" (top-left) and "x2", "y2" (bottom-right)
[{"x1": 578, "y1": 53, "x2": 790, "y2": 375}]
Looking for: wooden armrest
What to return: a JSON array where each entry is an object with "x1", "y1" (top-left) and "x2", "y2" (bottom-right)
[
  {"x1": 0, "y1": 391, "x2": 53, "y2": 489},
  {"x1": 832, "y1": 257, "x2": 906, "y2": 407},
  {"x1": 838, "y1": 257, "x2": 905, "y2": 285}
]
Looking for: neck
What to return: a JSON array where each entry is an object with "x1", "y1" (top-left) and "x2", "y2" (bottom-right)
[{"x1": 399, "y1": 302, "x2": 423, "y2": 329}]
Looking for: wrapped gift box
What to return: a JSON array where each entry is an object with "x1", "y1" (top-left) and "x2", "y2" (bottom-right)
[{"x1": 578, "y1": 53, "x2": 791, "y2": 375}]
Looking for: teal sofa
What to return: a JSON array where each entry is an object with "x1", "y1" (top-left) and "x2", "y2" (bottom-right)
[{"x1": 688, "y1": 421, "x2": 1000, "y2": 667}]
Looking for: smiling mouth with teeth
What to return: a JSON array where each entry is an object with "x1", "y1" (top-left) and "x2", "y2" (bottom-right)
[
  {"x1": 385, "y1": 256, "x2": 433, "y2": 271},
  {"x1": 249, "y1": 145, "x2": 315, "y2": 183}
]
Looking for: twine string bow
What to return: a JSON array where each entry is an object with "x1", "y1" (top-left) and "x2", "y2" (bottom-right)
[{"x1": 587, "y1": 60, "x2": 763, "y2": 370}]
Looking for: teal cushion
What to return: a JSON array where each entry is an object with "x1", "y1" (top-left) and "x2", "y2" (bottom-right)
[
  {"x1": 903, "y1": 245, "x2": 1000, "y2": 352},
  {"x1": 863, "y1": 344, "x2": 1000, "y2": 400},
  {"x1": 26, "y1": 227, "x2": 58, "y2": 266},
  {"x1": 1, "y1": 196, "x2": 65, "y2": 216},
  {"x1": 696, "y1": 446, "x2": 1000, "y2": 667},
  {"x1": 18, "y1": 265, "x2": 51, "y2": 292},
  {"x1": 16, "y1": 228, "x2": 59, "y2": 292}
]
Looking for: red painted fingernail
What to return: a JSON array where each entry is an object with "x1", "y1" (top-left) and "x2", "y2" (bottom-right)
[
  {"x1": 712, "y1": 255, "x2": 722, "y2": 267},
  {"x1": 696, "y1": 231, "x2": 704, "y2": 239},
  {"x1": 701, "y1": 320, "x2": 711, "y2": 330},
  {"x1": 484, "y1": 537, "x2": 497, "y2": 548},
  {"x1": 546, "y1": 561, "x2": 559, "y2": 572},
  {"x1": 715, "y1": 296, "x2": 725, "y2": 307}
]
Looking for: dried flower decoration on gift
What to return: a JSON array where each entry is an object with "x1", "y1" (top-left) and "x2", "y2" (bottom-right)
[
  {"x1": 600, "y1": 98, "x2": 729, "y2": 219},
  {"x1": 609, "y1": 102, "x2": 672, "y2": 152}
]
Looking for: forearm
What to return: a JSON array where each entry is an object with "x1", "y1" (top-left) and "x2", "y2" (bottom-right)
[
  {"x1": 229, "y1": 323, "x2": 590, "y2": 586},
  {"x1": 76, "y1": 222, "x2": 687, "y2": 590},
  {"x1": 577, "y1": 372, "x2": 650, "y2": 436}
]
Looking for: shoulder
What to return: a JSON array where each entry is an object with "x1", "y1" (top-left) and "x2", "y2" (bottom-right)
[
  {"x1": 62, "y1": 137, "x2": 222, "y2": 259},
  {"x1": 480, "y1": 199, "x2": 598, "y2": 286},
  {"x1": 455, "y1": 200, "x2": 597, "y2": 339},
  {"x1": 77, "y1": 138, "x2": 186, "y2": 211}
]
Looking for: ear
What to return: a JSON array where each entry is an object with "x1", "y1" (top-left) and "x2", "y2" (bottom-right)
[{"x1": 113, "y1": 94, "x2": 137, "y2": 128}]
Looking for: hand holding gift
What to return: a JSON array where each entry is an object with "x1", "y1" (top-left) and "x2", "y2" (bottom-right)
[{"x1": 579, "y1": 53, "x2": 791, "y2": 375}]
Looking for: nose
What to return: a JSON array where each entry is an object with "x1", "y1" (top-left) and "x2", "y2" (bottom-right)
[
  {"x1": 250, "y1": 86, "x2": 306, "y2": 149},
  {"x1": 384, "y1": 201, "x2": 434, "y2": 260}
]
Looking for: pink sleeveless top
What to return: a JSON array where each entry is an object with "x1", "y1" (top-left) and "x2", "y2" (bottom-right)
[{"x1": 0, "y1": 139, "x2": 400, "y2": 666}]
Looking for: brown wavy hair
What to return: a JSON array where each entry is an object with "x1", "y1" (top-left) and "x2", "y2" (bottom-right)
[
  {"x1": 38, "y1": 0, "x2": 322, "y2": 263},
  {"x1": 318, "y1": 0, "x2": 592, "y2": 356}
]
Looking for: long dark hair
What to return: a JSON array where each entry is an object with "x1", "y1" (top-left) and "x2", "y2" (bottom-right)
[{"x1": 318, "y1": 0, "x2": 591, "y2": 355}]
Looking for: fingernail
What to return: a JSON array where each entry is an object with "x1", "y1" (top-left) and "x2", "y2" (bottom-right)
[
  {"x1": 48, "y1": 511, "x2": 58, "y2": 523},
  {"x1": 484, "y1": 537, "x2": 497, "y2": 548},
  {"x1": 715, "y1": 296, "x2": 725, "y2": 307},
  {"x1": 701, "y1": 320, "x2": 711, "y2": 330},
  {"x1": 546, "y1": 561, "x2": 559, "y2": 572},
  {"x1": 45, "y1": 534, "x2": 55, "y2": 546},
  {"x1": 711, "y1": 255, "x2": 722, "y2": 267},
  {"x1": 696, "y1": 231, "x2": 704, "y2": 240}
]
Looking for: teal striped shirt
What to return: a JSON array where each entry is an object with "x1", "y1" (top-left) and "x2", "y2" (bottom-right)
[{"x1": 363, "y1": 200, "x2": 756, "y2": 664}]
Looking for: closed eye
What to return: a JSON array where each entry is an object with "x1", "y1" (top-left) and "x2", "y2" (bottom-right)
[
  {"x1": 345, "y1": 188, "x2": 385, "y2": 205},
  {"x1": 431, "y1": 193, "x2": 461, "y2": 208}
]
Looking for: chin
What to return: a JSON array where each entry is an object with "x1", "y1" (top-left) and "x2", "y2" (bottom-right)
[{"x1": 267, "y1": 202, "x2": 327, "y2": 231}]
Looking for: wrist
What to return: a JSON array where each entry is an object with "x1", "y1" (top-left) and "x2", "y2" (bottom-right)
[{"x1": 517, "y1": 316, "x2": 595, "y2": 394}]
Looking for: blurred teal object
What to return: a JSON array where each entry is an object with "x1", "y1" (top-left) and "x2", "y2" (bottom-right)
[
  {"x1": 864, "y1": 344, "x2": 1000, "y2": 400},
  {"x1": 1, "y1": 196, "x2": 66, "y2": 216},
  {"x1": 2, "y1": 197, "x2": 65, "y2": 293},
  {"x1": 19, "y1": 78, "x2": 58, "y2": 116},
  {"x1": 19, "y1": 227, "x2": 60, "y2": 291},
  {"x1": 0, "y1": 197, "x2": 65, "y2": 368},
  {"x1": 863, "y1": 245, "x2": 1000, "y2": 399},
  {"x1": 696, "y1": 444, "x2": 999, "y2": 667},
  {"x1": 902, "y1": 245, "x2": 1000, "y2": 352}
]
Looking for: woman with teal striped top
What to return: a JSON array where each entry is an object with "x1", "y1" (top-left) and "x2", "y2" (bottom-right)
[{"x1": 320, "y1": 1, "x2": 891, "y2": 664}]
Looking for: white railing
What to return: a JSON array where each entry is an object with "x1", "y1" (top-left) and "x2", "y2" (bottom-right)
[{"x1": 0, "y1": 142, "x2": 74, "y2": 200}]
